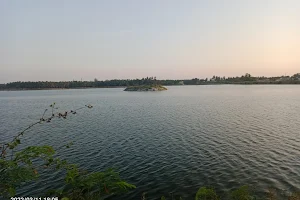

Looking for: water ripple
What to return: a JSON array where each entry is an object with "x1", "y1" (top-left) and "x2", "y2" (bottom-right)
[{"x1": 0, "y1": 86, "x2": 299, "y2": 199}]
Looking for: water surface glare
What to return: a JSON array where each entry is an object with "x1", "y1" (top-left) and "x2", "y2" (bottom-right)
[{"x1": 0, "y1": 85, "x2": 299, "y2": 199}]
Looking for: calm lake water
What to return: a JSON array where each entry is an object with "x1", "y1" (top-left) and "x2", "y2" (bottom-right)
[{"x1": 0, "y1": 85, "x2": 300, "y2": 199}]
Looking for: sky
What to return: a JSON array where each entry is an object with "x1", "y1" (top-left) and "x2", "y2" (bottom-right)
[{"x1": 0, "y1": 0, "x2": 300, "y2": 83}]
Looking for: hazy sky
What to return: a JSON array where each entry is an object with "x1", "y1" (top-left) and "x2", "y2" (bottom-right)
[{"x1": 1, "y1": 0, "x2": 300, "y2": 82}]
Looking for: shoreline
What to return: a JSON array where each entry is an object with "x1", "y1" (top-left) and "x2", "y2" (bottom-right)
[
  {"x1": 0, "y1": 86, "x2": 126, "y2": 91},
  {"x1": 0, "y1": 83, "x2": 300, "y2": 91}
]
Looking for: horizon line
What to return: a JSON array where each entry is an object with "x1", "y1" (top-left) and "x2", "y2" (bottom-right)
[{"x1": 1, "y1": 72, "x2": 299, "y2": 84}]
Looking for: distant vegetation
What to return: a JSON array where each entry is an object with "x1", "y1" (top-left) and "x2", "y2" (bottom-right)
[{"x1": 0, "y1": 73, "x2": 300, "y2": 90}]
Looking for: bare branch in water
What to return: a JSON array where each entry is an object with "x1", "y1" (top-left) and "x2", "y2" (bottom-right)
[{"x1": 1, "y1": 104, "x2": 93, "y2": 158}]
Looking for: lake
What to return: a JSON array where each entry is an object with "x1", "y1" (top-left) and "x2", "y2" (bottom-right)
[{"x1": 0, "y1": 85, "x2": 299, "y2": 199}]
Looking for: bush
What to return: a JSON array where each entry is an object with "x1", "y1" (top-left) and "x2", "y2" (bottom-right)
[
  {"x1": 0, "y1": 104, "x2": 135, "y2": 199},
  {"x1": 195, "y1": 187, "x2": 219, "y2": 200}
]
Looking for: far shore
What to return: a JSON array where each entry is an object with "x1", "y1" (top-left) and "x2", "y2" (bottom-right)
[
  {"x1": 0, "y1": 86, "x2": 126, "y2": 91},
  {"x1": 1, "y1": 83, "x2": 300, "y2": 92}
]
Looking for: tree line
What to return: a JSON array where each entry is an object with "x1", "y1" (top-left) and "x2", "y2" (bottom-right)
[
  {"x1": 0, "y1": 77, "x2": 183, "y2": 90},
  {"x1": 1, "y1": 73, "x2": 300, "y2": 90}
]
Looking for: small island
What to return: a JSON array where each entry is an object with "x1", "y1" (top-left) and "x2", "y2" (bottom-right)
[{"x1": 124, "y1": 85, "x2": 167, "y2": 91}]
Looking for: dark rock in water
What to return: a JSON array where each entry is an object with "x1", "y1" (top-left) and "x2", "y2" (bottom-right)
[{"x1": 124, "y1": 85, "x2": 167, "y2": 91}]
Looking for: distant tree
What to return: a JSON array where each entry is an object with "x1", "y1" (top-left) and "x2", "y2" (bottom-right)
[{"x1": 245, "y1": 73, "x2": 251, "y2": 78}]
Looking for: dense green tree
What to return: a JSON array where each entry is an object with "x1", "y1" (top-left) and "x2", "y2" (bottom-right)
[{"x1": 1, "y1": 73, "x2": 300, "y2": 90}]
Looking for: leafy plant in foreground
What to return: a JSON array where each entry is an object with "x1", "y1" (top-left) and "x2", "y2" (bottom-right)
[
  {"x1": 0, "y1": 103, "x2": 135, "y2": 199},
  {"x1": 230, "y1": 186, "x2": 254, "y2": 200},
  {"x1": 195, "y1": 187, "x2": 219, "y2": 200}
]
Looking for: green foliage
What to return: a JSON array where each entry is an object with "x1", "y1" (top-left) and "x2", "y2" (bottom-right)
[
  {"x1": 48, "y1": 167, "x2": 136, "y2": 200},
  {"x1": 195, "y1": 187, "x2": 219, "y2": 200},
  {"x1": 230, "y1": 186, "x2": 254, "y2": 200},
  {"x1": 0, "y1": 104, "x2": 136, "y2": 199},
  {"x1": 14, "y1": 146, "x2": 55, "y2": 164},
  {"x1": 0, "y1": 145, "x2": 55, "y2": 197},
  {"x1": 48, "y1": 167, "x2": 133, "y2": 199}
]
